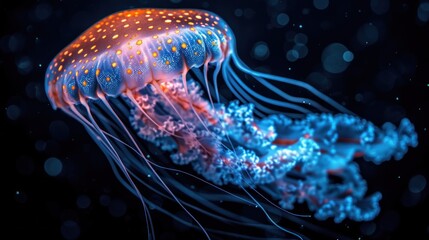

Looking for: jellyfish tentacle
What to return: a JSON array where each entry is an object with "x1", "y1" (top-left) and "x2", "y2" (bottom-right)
[
  {"x1": 128, "y1": 73, "x2": 418, "y2": 224},
  {"x1": 227, "y1": 64, "x2": 313, "y2": 114},
  {"x1": 62, "y1": 99, "x2": 156, "y2": 239},
  {"x1": 230, "y1": 53, "x2": 353, "y2": 114},
  {"x1": 362, "y1": 117, "x2": 418, "y2": 164},
  {"x1": 44, "y1": 8, "x2": 419, "y2": 240}
]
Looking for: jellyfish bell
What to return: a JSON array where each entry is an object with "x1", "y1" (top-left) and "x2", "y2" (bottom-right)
[
  {"x1": 45, "y1": 8, "x2": 418, "y2": 239},
  {"x1": 45, "y1": 8, "x2": 232, "y2": 109}
]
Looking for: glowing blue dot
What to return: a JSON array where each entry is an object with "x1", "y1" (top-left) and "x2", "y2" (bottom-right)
[
  {"x1": 44, "y1": 157, "x2": 63, "y2": 176},
  {"x1": 408, "y1": 174, "x2": 426, "y2": 193},
  {"x1": 313, "y1": 0, "x2": 329, "y2": 10},
  {"x1": 370, "y1": 0, "x2": 389, "y2": 15},
  {"x1": 357, "y1": 23, "x2": 379, "y2": 46},
  {"x1": 343, "y1": 51, "x2": 354, "y2": 62},
  {"x1": 276, "y1": 13, "x2": 289, "y2": 26},
  {"x1": 321, "y1": 43, "x2": 352, "y2": 73},
  {"x1": 417, "y1": 2, "x2": 429, "y2": 23},
  {"x1": 286, "y1": 49, "x2": 299, "y2": 62},
  {"x1": 15, "y1": 190, "x2": 28, "y2": 203},
  {"x1": 252, "y1": 42, "x2": 270, "y2": 60},
  {"x1": 61, "y1": 220, "x2": 80, "y2": 240}
]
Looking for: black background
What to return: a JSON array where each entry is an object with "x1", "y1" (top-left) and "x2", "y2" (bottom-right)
[{"x1": 6, "y1": 0, "x2": 428, "y2": 239}]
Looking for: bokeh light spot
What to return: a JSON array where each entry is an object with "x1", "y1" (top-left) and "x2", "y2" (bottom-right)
[
  {"x1": 408, "y1": 174, "x2": 427, "y2": 193},
  {"x1": 321, "y1": 43, "x2": 351, "y2": 73},
  {"x1": 294, "y1": 33, "x2": 308, "y2": 44},
  {"x1": 313, "y1": 0, "x2": 329, "y2": 10},
  {"x1": 99, "y1": 194, "x2": 111, "y2": 206},
  {"x1": 276, "y1": 13, "x2": 290, "y2": 26},
  {"x1": 286, "y1": 49, "x2": 299, "y2": 62},
  {"x1": 360, "y1": 221, "x2": 377, "y2": 236},
  {"x1": 252, "y1": 41, "x2": 270, "y2": 60},
  {"x1": 417, "y1": 2, "x2": 429, "y2": 23},
  {"x1": 34, "y1": 3, "x2": 53, "y2": 20},
  {"x1": 6, "y1": 104, "x2": 21, "y2": 120},
  {"x1": 44, "y1": 157, "x2": 63, "y2": 176},
  {"x1": 357, "y1": 23, "x2": 379, "y2": 46},
  {"x1": 370, "y1": 0, "x2": 390, "y2": 15},
  {"x1": 76, "y1": 195, "x2": 91, "y2": 209},
  {"x1": 16, "y1": 56, "x2": 33, "y2": 75},
  {"x1": 61, "y1": 220, "x2": 80, "y2": 240},
  {"x1": 108, "y1": 198, "x2": 127, "y2": 217},
  {"x1": 342, "y1": 51, "x2": 354, "y2": 62}
]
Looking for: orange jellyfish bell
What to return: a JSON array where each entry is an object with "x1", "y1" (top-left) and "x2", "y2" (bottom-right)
[{"x1": 45, "y1": 8, "x2": 234, "y2": 109}]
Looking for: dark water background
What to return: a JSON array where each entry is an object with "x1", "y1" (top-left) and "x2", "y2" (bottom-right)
[{"x1": 5, "y1": 0, "x2": 428, "y2": 239}]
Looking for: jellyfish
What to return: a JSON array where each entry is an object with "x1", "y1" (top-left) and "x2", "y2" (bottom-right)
[{"x1": 45, "y1": 8, "x2": 418, "y2": 239}]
